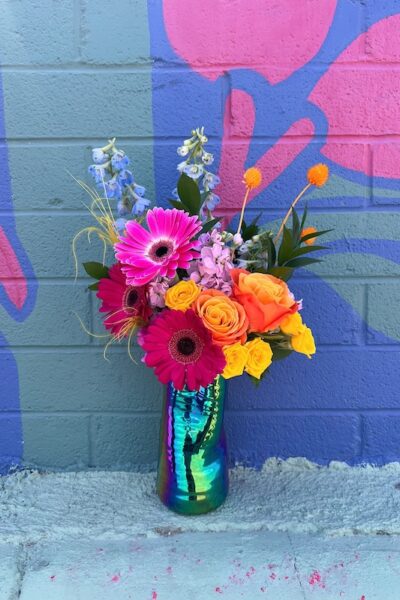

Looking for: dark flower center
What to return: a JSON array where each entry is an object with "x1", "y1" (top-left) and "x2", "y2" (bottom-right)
[
  {"x1": 148, "y1": 239, "x2": 174, "y2": 263},
  {"x1": 155, "y1": 245, "x2": 169, "y2": 258},
  {"x1": 168, "y1": 328, "x2": 204, "y2": 365},
  {"x1": 125, "y1": 289, "x2": 138, "y2": 307},
  {"x1": 177, "y1": 336, "x2": 196, "y2": 356},
  {"x1": 123, "y1": 286, "x2": 141, "y2": 314}
]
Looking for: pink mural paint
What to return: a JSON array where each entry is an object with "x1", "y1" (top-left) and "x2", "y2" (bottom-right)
[
  {"x1": 0, "y1": 226, "x2": 27, "y2": 310},
  {"x1": 163, "y1": 0, "x2": 337, "y2": 84},
  {"x1": 215, "y1": 90, "x2": 314, "y2": 217},
  {"x1": 310, "y1": 15, "x2": 400, "y2": 178}
]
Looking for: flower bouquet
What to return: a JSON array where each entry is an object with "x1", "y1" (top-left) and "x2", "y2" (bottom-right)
[{"x1": 74, "y1": 128, "x2": 331, "y2": 514}]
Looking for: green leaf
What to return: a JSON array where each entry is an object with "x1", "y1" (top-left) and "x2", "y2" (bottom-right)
[
  {"x1": 241, "y1": 213, "x2": 261, "y2": 241},
  {"x1": 267, "y1": 266, "x2": 293, "y2": 281},
  {"x1": 278, "y1": 226, "x2": 294, "y2": 265},
  {"x1": 272, "y1": 347, "x2": 293, "y2": 361},
  {"x1": 300, "y1": 228, "x2": 333, "y2": 244},
  {"x1": 281, "y1": 244, "x2": 327, "y2": 264},
  {"x1": 201, "y1": 218, "x2": 221, "y2": 234},
  {"x1": 177, "y1": 173, "x2": 202, "y2": 215},
  {"x1": 87, "y1": 281, "x2": 99, "y2": 291},
  {"x1": 300, "y1": 203, "x2": 308, "y2": 230},
  {"x1": 265, "y1": 235, "x2": 277, "y2": 270},
  {"x1": 168, "y1": 199, "x2": 186, "y2": 211},
  {"x1": 82, "y1": 261, "x2": 109, "y2": 280},
  {"x1": 292, "y1": 208, "x2": 301, "y2": 245},
  {"x1": 284, "y1": 257, "x2": 322, "y2": 268}
]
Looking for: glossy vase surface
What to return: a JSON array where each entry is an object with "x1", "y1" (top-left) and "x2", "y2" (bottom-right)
[{"x1": 156, "y1": 375, "x2": 228, "y2": 515}]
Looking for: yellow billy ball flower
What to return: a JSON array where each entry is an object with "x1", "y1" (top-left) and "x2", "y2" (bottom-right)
[
  {"x1": 222, "y1": 342, "x2": 249, "y2": 380},
  {"x1": 280, "y1": 312, "x2": 304, "y2": 336},
  {"x1": 307, "y1": 163, "x2": 329, "y2": 187},
  {"x1": 244, "y1": 338, "x2": 273, "y2": 379},
  {"x1": 243, "y1": 167, "x2": 262, "y2": 190},
  {"x1": 291, "y1": 326, "x2": 316, "y2": 359},
  {"x1": 165, "y1": 279, "x2": 201, "y2": 312}
]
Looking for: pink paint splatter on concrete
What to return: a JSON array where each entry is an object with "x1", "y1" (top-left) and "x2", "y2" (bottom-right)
[
  {"x1": 110, "y1": 574, "x2": 120, "y2": 583},
  {"x1": 308, "y1": 570, "x2": 326, "y2": 588},
  {"x1": 246, "y1": 566, "x2": 256, "y2": 578}
]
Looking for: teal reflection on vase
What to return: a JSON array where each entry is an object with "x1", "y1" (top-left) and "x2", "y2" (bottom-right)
[{"x1": 156, "y1": 375, "x2": 228, "y2": 515}]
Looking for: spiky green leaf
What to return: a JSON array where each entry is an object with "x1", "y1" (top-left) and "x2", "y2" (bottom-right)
[
  {"x1": 300, "y1": 228, "x2": 333, "y2": 244},
  {"x1": 284, "y1": 257, "x2": 322, "y2": 268}
]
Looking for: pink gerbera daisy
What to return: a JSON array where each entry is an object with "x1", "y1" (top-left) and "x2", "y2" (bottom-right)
[
  {"x1": 114, "y1": 207, "x2": 202, "y2": 286},
  {"x1": 97, "y1": 262, "x2": 151, "y2": 338},
  {"x1": 138, "y1": 309, "x2": 226, "y2": 391}
]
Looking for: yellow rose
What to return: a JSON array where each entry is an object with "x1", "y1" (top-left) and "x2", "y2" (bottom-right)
[
  {"x1": 280, "y1": 312, "x2": 304, "y2": 336},
  {"x1": 244, "y1": 338, "x2": 273, "y2": 379},
  {"x1": 291, "y1": 326, "x2": 316, "y2": 358},
  {"x1": 165, "y1": 280, "x2": 201, "y2": 311},
  {"x1": 222, "y1": 343, "x2": 249, "y2": 379}
]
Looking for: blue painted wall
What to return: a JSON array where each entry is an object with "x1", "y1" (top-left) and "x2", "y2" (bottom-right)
[{"x1": 0, "y1": 0, "x2": 399, "y2": 471}]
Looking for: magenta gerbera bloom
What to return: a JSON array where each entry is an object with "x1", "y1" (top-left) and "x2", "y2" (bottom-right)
[
  {"x1": 138, "y1": 309, "x2": 226, "y2": 391},
  {"x1": 114, "y1": 207, "x2": 202, "y2": 286},
  {"x1": 97, "y1": 263, "x2": 151, "y2": 338}
]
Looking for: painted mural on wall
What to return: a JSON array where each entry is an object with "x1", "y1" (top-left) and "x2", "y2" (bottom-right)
[
  {"x1": 148, "y1": 0, "x2": 400, "y2": 463},
  {"x1": 149, "y1": 0, "x2": 400, "y2": 340},
  {"x1": 0, "y1": 72, "x2": 36, "y2": 473}
]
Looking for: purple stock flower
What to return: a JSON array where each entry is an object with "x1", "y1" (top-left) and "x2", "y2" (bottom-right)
[{"x1": 188, "y1": 229, "x2": 234, "y2": 295}]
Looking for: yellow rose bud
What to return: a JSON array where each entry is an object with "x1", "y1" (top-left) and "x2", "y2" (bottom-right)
[
  {"x1": 280, "y1": 312, "x2": 304, "y2": 336},
  {"x1": 165, "y1": 279, "x2": 201, "y2": 312},
  {"x1": 291, "y1": 326, "x2": 316, "y2": 359},
  {"x1": 222, "y1": 343, "x2": 249, "y2": 379},
  {"x1": 244, "y1": 338, "x2": 273, "y2": 379}
]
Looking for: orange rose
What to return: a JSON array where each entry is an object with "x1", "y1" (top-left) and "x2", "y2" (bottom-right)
[
  {"x1": 194, "y1": 289, "x2": 249, "y2": 346},
  {"x1": 231, "y1": 269, "x2": 298, "y2": 333}
]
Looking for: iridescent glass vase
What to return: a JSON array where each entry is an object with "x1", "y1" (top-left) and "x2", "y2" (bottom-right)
[{"x1": 156, "y1": 375, "x2": 228, "y2": 515}]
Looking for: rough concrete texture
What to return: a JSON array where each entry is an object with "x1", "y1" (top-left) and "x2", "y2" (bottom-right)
[{"x1": 1, "y1": 460, "x2": 400, "y2": 598}]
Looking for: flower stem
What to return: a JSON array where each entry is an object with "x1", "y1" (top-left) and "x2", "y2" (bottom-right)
[
  {"x1": 273, "y1": 183, "x2": 311, "y2": 243},
  {"x1": 236, "y1": 187, "x2": 251, "y2": 236}
]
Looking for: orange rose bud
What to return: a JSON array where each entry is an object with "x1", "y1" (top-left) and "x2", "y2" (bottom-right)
[
  {"x1": 231, "y1": 269, "x2": 298, "y2": 333},
  {"x1": 307, "y1": 163, "x2": 329, "y2": 187},
  {"x1": 243, "y1": 167, "x2": 262, "y2": 190},
  {"x1": 301, "y1": 226, "x2": 317, "y2": 245}
]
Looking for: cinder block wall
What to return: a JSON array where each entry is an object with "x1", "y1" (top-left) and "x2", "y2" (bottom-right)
[{"x1": 0, "y1": 0, "x2": 399, "y2": 472}]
